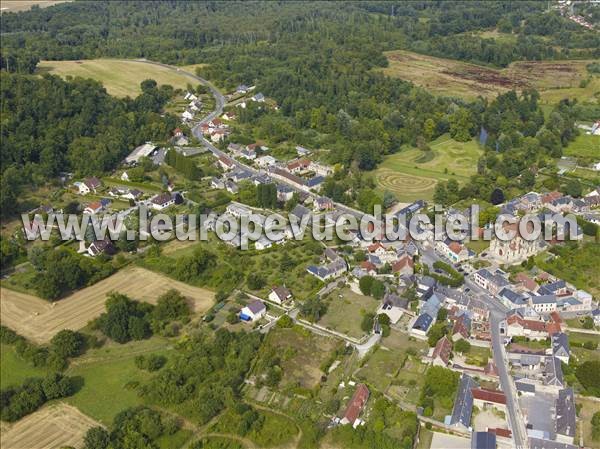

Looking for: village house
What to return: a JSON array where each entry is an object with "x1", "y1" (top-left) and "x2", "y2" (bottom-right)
[
  {"x1": 226, "y1": 203, "x2": 252, "y2": 218},
  {"x1": 76, "y1": 177, "x2": 102, "y2": 195},
  {"x1": 268, "y1": 286, "x2": 292, "y2": 305},
  {"x1": 252, "y1": 92, "x2": 265, "y2": 102},
  {"x1": 514, "y1": 273, "x2": 539, "y2": 293},
  {"x1": 498, "y1": 287, "x2": 530, "y2": 309},
  {"x1": 472, "y1": 268, "x2": 510, "y2": 296},
  {"x1": 431, "y1": 335, "x2": 452, "y2": 367},
  {"x1": 222, "y1": 111, "x2": 237, "y2": 121},
  {"x1": 87, "y1": 239, "x2": 115, "y2": 257},
  {"x1": 504, "y1": 310, "x2": 561, "y2": 340},
  {"x1": 217, "y1": 155, "x2": 235, "y2": 171},
  {"x1": 550, "y1": 333, "x2": 570, "y2": 364},
  {"x1": 296, "y1": 146, "x2": 311, "y2": 156},
  {"x1": 276, "y1": 184, "x2": 294, "y2": 202},
  {"x1": 471, "y1": 387, "x2": 506, "y2": 413},
  {"x1": 392, "y1": 254, "x2": 414, "y2": 276},
  {"x1": 287, "y1": 158, "x2": 311, "y2": 174},
  {"x1": 435, "y1": 238, "x2": 473, "y2": 263},
  {"x1": 530, "y1": 295, "x2": 558, "y2": 314},
  {"x1": 471, "y1": 432, "x2": 497, "y2": 449},
  {"x1": 314, "y1": 196, "x2": 334, "y2": 211},
  {"x1": 555, "y1": 388, "x2": 576, "y2": 444},
  {"x1": 211, "y1": 177, "x2": 225, "y2": 190},
  {"x1": 377, "y1": 292, "x2": 407, "y2": 324},
  {"x1": 451, "y1": 313, "x2": 471, "y2": 341},
  {"x1": 240, "y1": 300, "x2": 266, "y2": 322},
  {"x1": 307, "y1": 257, "x2": 347, "y2": 282},
  {"x1": 340, "y1": 384, "x2": 369, "y2": 428},
  {"x1": 150, "y1": 193, "x2": 175, "y2": 211},
  {"x1": 256, "y1": 155, "x2": 277, "y2": 168},
  {"x1": 447, "y1": 373, "x2": 476, "y2": 430},
  {"x1": 225, "y1": 181, "x2": 238, "y2": 194},
  {"x1": 309, "y1": 161, "x2": 334, "y2": 177},
  {"x1": 84, "y1": 201, "x2": 104, "y2": 215},
  {"x1": 210, "y1": 128, "x2": 229, "y2": 143}
]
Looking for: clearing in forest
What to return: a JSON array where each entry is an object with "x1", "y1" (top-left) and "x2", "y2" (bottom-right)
[
  {"x1": 37, "y1": 59, "x2": 201, "y2": 97},
  {"x1": 373, "y1": 134, "x2": 482, "y2": 202},
  {"x1": 380, "y1": 49, "x2": 598, "y2": 104}
]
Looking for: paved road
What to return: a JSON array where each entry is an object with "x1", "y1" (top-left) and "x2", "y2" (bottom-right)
[
  {"x1": 421, "y1": 240, "x2": 529, "y2": 449},
  {"x1": 464, "y1": 276, "x2": 529, "y2": 449}
]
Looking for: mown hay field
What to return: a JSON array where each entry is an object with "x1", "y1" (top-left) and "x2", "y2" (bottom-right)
[
  {"x1": 0, "y1": 267, "x2": 214, "y2": 343},
  {"x1": 0, "y1": 403, "x2": 100, "y2": 449},
  {"x1": 37, "y1": 59, "x2": 201, "y2": 97}
]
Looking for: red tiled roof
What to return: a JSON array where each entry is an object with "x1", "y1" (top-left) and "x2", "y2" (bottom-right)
[
  {"x1": 472, "y1": 387, "x2": 506, "y2": 405},
  {"x1": 515, "y1": 273, "x2": 538, "y2": 291},
  {"x1": 452, "y1": 316, "x2": 469, "y2": 339},
  {"x1": 343, "y1": 384, "x2": 369, "y2": 424},
  {"x1": 367, "y1": 242, "x2": 385, "y2": 253},
  {"x1": 361, "y1": 261, "x2": 377, "y2": 272},
  {"x1": 448, "y1": 241, "x2": 464, "y2": 255},
  {"x1": 432, "y1": 336, "x2": 452, "y2": 365},
  {"x1": 392, "y1": 256, "x2": 414, "y2": 273},
  {"x1": 490, "y1": 428, "x2": 512, "y2": 438}
]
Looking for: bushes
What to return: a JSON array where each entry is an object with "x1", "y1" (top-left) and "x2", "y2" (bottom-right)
[
  {"x1": 134, "y1": 354, "x2": 167, "y2": 372},
  {"x1": 575, "y1": 361, "x2": 600, "y2": 396},
  {"x1": 431, "y1": 261, "x2": 464, "y2": 287},
  {"x1": 0, "y1": 373, "x2": 76, "y2": 422},
  {"x1": 96, "y1": 293, "x2": 153, "y2": 343},
  {"x1": 83, "y1": 406, "x2": 181, "y2": 449},
  {"x1": 1, "y1": 325, "x2": 89, "y2": 371}
]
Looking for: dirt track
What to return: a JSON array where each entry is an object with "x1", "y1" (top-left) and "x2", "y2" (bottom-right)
[{"x1": 0, "y1": 267, "x2": 214, "y2": 343}]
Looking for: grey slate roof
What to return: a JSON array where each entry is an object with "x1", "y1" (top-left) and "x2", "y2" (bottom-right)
[
  {"x1": 471, "y1": 431, "x2": 496, "y2": 449},
  {"x1": 555, "y1": 388, "x2": 576, "y2": 438},
  {"x1": 449, "y1": 374, "x2": 477, "y2": 428}
]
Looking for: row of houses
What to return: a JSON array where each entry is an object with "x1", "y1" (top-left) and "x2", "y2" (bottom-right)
[{"x1": 473, "y1": 267, "x2": 594, "y2": 316}]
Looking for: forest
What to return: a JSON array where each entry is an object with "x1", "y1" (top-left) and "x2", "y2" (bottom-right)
[
  {"x1": 0, "y1": 74, "x2": 177, "y2": 217},
  {"x1": 1, "y1": 1, "x2": 597, "y2": 216}
]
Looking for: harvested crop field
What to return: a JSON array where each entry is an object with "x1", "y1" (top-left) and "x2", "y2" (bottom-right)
[
  {"x1": 0, "y1": 403, "x2": 100, "y2": 449},
  {"x1": 0, "y1": 267, "x2": 214, "y2": 343},
  {"x1": 37, "y1": 59, "x2": 201, "y2": 98},
  {"x1": 380, "y1": 49, "x2": 599, "y2": 103}
]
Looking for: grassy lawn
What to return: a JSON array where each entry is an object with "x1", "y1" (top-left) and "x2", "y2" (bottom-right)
[
  {"x1": 466, "y1": 239, "x2": 490, "y2": 255},
  {"x1": 563, "y1": 133, "x2": 600, "y2": 159},
  {"x1": 373, "y1": 134, "x2": 482, "y2": 202},
  {"x1": 568, "y1": 331, "x2": 600, "y2": 346},
  {"x1": 37, "y1": 59, "x2": 202, "y2": 98},
  {"x1": 464, "y1": 346, "x2": 491, "y2": 367},
  {"x1": 566, "y1": 317, "x2": 598, "y2": 331},
  {"x1": 576, "y1": 396, "x2": 600, "y2": 448},
  {"x1": 536, "y1": 243, "x2": 600, "y2": 298},
  {"x1": 0, "y1": 344, "x2": 50, "y2": 389},
  {"x1": 64, "y1": 337, "x2": 173, "y2": 425},
  {"x1": 416, "y1": 427, "x2": 434, "y2": 449},
  {"x1": 210, "y1": 407, "x2": 298, "y2": 448},
  {"x1": 253, "y1": 327, "x2": 341, "y2": 390},
  {"x1": 356, "y1": 346, "x2": 407, "y2": 392},
  {"x1": 320, "y1": 288, "x2": 380, "y2": 339},
  {"x1": 363, "y1": 332, "x2": 430, "y2": 406}
]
